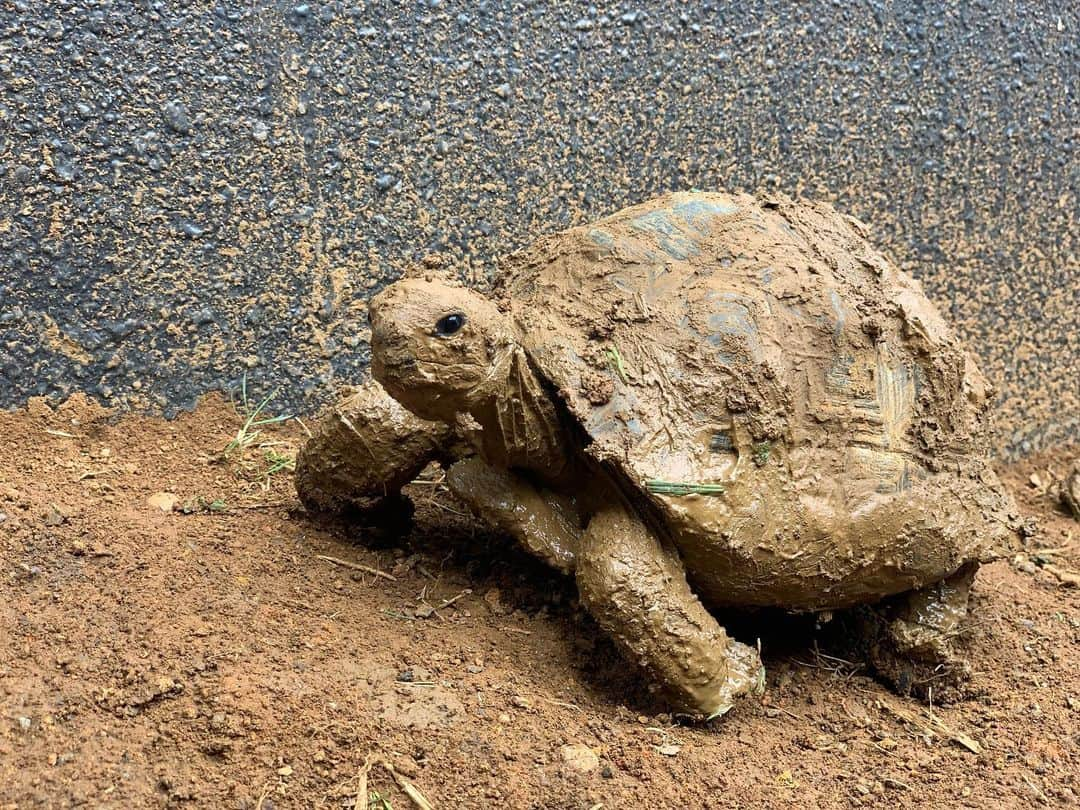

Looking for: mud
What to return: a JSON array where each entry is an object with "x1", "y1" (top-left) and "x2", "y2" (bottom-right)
[
  {"x1": 294, "y1": 378, "x2": 453, "y2": 514},
  {"x1": 445, "y1": 458, "x2": 579, "y2": 575},
  {"x1": 302, "y1": 192, "x2": 1020, "y2": 716}
]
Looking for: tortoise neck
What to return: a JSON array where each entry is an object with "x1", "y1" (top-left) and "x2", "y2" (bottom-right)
[{"x1": 469, "y1": 346, "x2": 570, "y2": 482}]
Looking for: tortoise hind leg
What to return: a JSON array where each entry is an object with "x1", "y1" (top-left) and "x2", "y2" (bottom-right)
[{"x1": 851, "y1": 562, "x2": 977, "y2": 700}]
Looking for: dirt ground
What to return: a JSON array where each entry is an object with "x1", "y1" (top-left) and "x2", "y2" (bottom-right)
[{"x1": 1, "y1": 394, "x2": 1077, "y2": 809}]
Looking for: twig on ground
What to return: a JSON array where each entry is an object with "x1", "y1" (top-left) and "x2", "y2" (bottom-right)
[
  {"x1": 277, "y1": 598, "x2": 314, "y2": 612},
  {"x1": 316, "y1": 555, "x2": 397, "y2": 582},
  {"x1": 1042, "y1": 562, "x2": 1080, "y2": 587},
  {"x1": 355, "y1": 754, "x2": 375, "y2": 809},
  {"x1": 426, "y1": 500, "x2": 471, "y2": 518},
  {"x1": 539, "y1": 696, "x2": 583, "y2": 713},
  {"x1": 231, "y1": 501, "x2": 292, "y2": 511},
  {"x1": 1023, "y1": 773, "x2": 1050, "y2": 804},
  {"x1": 255, "y1": 780, "x2": 272, "y2": 810},
  {"x1": 379, "y1": 758, "x2": 435, "y2": 810},
  {"x1": 416, "y1": 592, "x2": 464, "y2": 620},
  {"x1": 878, "y1": 699, "x2": 982, "y2": 755},
  {"x1": 435, "y1": 589, "x2": 471, "y2": 610}
]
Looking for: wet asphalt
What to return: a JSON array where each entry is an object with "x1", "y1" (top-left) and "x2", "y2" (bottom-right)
[{"x1": 0, "y1": 1, "x2": 1075, "y2": 455}]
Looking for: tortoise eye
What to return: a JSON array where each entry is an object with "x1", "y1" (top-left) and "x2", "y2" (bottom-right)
[{"x1": 435, "y1": 312, "x2": 466, "y2": 336}]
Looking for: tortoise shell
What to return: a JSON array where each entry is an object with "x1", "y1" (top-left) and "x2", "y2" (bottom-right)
[{"x1": 494, "y1": 191, "x2": 1008, "y2": 607}]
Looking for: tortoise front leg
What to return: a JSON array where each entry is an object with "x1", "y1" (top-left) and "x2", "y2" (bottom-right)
[
  {"x1": 576, "y1": 503, "x2": 765, "y2": 718},
  {"x1": 446, "y1": 457, "x2": 580, "y2": 574},
  {"x1": 295, "y1": 378, "x2": 456, "y2": 515}
]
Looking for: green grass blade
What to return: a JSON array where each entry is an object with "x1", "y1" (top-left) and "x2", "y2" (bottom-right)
[{"x1": 645, "y1": 479, "x2": 726, "y2": 496}]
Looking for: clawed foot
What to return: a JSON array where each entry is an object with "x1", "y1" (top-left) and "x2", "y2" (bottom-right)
[
  {"x1": 852, "y1": 607, "x2": 971, "y2": 700},
  {"x1": 848, "y1": 563, "x2": 978, "y2": 702}
]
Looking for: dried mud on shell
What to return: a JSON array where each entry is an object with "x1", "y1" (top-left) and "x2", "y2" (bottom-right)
[{"x1": 0, "y1": 396, "x2": 1077, "y2": 808}]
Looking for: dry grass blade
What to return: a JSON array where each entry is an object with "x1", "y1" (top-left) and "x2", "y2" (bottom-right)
[
  {"x1": 355, "y1": 754, "x2": 375, "y2": 809},
  {"x1": 539, "y1": 696, "x2": 584, "y2": 713},
  {"x1": 1043, "y1": 562, "x2": 1080, "y2": 587},
  {"x1": 316, "y1": 555, "x2": 397, "y2": 582},
  {"x1": 878, "y1": 699, "x2": 982, "y2": 755},
  {"x1": 379, "y1": 759, "x2": 435, "y2": 810},
  {"x1": 254, "y1": 780, "x2": 272, "y2": 810}
]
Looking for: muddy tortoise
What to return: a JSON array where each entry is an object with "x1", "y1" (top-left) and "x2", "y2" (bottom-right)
[{"x1": 297, "y1": 191, "x2": 1019, "y2": 718}]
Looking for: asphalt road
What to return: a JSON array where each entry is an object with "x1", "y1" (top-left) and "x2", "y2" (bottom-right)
[{"x1": 1, "y1": 1, "x2": 1076, "y2": 455}]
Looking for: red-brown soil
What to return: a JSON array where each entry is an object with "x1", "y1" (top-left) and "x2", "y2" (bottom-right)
[{"x1": 1, "y1": 395, "x2": 1077, "y2": 809}]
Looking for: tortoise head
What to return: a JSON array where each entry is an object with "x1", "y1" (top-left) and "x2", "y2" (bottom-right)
[{"x1": 369, "y1": 276, "x2": 515, "y2": 423}]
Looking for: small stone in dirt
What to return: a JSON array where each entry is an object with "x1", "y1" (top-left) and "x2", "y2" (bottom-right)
[
  {"x1": 0, "y1": 512, "x2": 7, "y2": 524},
  {"x1": 1061, "y1": 459, "x2": 1080, "y2": 519},
  {"x1": 497, "y1": 713, "x2": 511, "y2": 723},
  {"x1": 202, "y1": 738, "x2": 232, "y2": 756},
  {"x1": 1013, "y1": 554, "x2": 1038, "y2": 575},
  {"x1": 397, "y1": 669, "x2": 415, "y2": 682},
  {"x1": 601, "y1": 765, "x2": 614, "y2": 778},
  {"x1": 559, "y1": 743, "x2": 599, "y2": 773},
  {"x1": 148, "y1": 492, "x2": 179, "y2": 512},
  {"x1": 511, "y1": 695, "x2": 530, "y2": 709},
  {"x1": 17, "y1": 717, "x2": 31, "y2": 731},
  {"x1": 44, "y1": 504, "x2": 66, "y2": 526},
  {"x1": 276, "y1": 765, "x2": 293, "y2": 776}
]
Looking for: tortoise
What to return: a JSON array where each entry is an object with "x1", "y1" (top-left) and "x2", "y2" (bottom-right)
[{"x1": 296, "y1": 191, "x2": 1019, "y2": 718}]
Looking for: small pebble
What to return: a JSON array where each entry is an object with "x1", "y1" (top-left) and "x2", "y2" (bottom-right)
[
  {"x1": 559, "y1": 743, "x2": 599, "y2": 773},
  {"x1": 162, "y1": 101, "x2": 192, "y2": 135}
]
